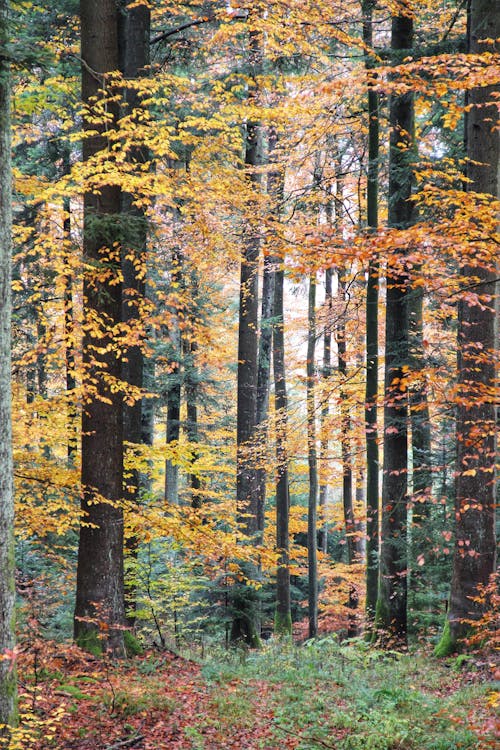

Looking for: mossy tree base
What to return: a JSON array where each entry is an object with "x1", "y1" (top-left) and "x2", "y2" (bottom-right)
[{"x1": 274, "y1": 611, "x2": 292, "y2": 637}]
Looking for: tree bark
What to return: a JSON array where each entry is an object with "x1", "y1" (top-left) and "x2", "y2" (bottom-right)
[
  {"x1": 318, "y1": 267, "x2": 333, "y2": 554},
  {"x1": 268, "y1": 132, "x2": 292, "y2": 636},
  {"x1": 436, "y1": 0, "x2": 498, "y2": 655},
  {"x1": 118, "y1": 0, "x2": 151, "y2": 628},
  {"x1": 375, "y1": 10, "x2": 414, "y2": 645},
  {"x1": 0, "y1": 0, "x2": 17, "y2": 728},
  {"x1": 74, "y1": 0, "x2": 125, "y2": 657},
  {"x1": 231, "y1": 24, "x2": 263, "y2": 646},
  {"x1": 362, "y1": 0, "x2": 380, "y2": 623},
  {"x1": 273, "y1": 260, "x2": 292, "y2": 636},
  {"x1": 236, "y1": 43, "x2": 262, "y2": 537},
  {"x1": 255, "y1": 250, "x2": 275, "y2": 538},
  {"x1": 307, "y1": 274, "x2": 318, "y2": 639}
]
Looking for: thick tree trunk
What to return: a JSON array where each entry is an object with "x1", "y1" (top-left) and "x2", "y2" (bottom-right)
[
  {"x1": 236, "y1": 115, "x2": 261, "y2": 537},
  {"x1": 118, "y1": 0, "x2": 151, "y2": 627},
  {"x1": 375, "y1": 11, "x2": 414, "y2": 645},
  {"x1": 74, "y1": 0, "x2": 125, "y2": 657},
  {"x1": 436, "y1": 0, "x2": 498, "y2": 655},
  {"x1": 307, "y1": 275, "x2": 318, "y2": 639},
  {"x1": 362, "y1": 0, "x2": 380, "y2": 623},
  {"x1": 231, "y1": 26, "x2": 263, "y2": 646},
  {"x1": 0, "y1": 0, "x2": 17, "y2": 728}
]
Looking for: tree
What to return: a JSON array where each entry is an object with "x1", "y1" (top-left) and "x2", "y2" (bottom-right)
[
  {"x1": 232, "y1": 18, "x2": 264, "y2": 646},
  {"x1": 362, "y1": 0, "x2": 380, "y2": 624},
  {"x1": 74, "y1": 0, "x2": 126, "y2": 656},
  {"x1": 435, "y1": 0, "x2": 498, "y2": 655},
  {"x1": 306, "y1": 273, "x2": 318, "y2": 639},
  {"x1": 375, "y1": 4, "x2": 414, "y2": 645},
  {"x1": 0, "y1": 0, "x2": 17, "y2": 729}
]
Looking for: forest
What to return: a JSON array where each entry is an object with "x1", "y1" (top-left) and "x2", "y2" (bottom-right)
[{"x1": 0, "y1": 0, "x2": 498, "y2": 747}]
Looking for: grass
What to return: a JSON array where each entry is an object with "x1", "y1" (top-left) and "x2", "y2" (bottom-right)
[{"x1": 201, "y1": 638, "x2": 492, "y2": 749}]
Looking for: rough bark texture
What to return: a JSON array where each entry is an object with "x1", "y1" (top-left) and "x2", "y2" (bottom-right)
[
  {"x1": 74, "y1": 0, "x2": 125, "y2": 657},
  {"x1": 362, "y1": 0, "x2": 380, "y2": 622},
  {"x1": 232, "y1": 27, "x2": 263, "y2": 645},
  {"x1": 273, "y1": 262, "x2": 292, "y2": 636},
  {"x1": 0, "y1": 0, "x2": 17, "y2": 728},
  {"x1": 318, "y1": 267, "x2": 332, "y2": 554},
  {"x1": 375, "y1": 11, "x2": 414, "y2": 645},
  {"x1": 236, "y1": 110, "x2": 261, "y2": 537},
  {"x1": 436, "y1": 0, "x2": 498, "y2": 655},
  {"x1": 307, "y1": 275, "x2": 318, "y2": 639},
  {"x1": 255, "y1": 251, "x2": 275, "y2": 538},
  {"x1": 338, "y1": 271, "x2": 362, "y2": 638},
  {"x1": 118, "y1": 0, "x2": 151, "y2": 627},
  {"x1": 184, "y1": 321, "x2": 202, "y2": 509},
  {"x1": 63, "y1": 192, "x2": 77, "y2": 463}
]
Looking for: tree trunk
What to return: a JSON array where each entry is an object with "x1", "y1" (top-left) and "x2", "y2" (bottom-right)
[
  {"x1": 435, "y1": 0, "x2": 498, "y2": 655},
  {"x1": 255, "y1": 250, "x2": 275, "y2": 538},
  {"x1": 165, "y1": 249, "x2": 182, "y2": 506},
  {"x1": 307, "y1": 274, "x2": 318, "y2": 639},
  {"x1": 337, "y1": 270, "x2": 362, "y2": 637},
  {"x1": 0, "y1": 0, "x2": 17, "y2": 728},
  {"x1": 375, "y1": 10, "x2": 414, "y2": 645},
  {"x1": 273, "y1": 260, "x2": 292, "y2": 636},
  {"x1": 318, "y1": 267, "x2": 332, "y2": 554},
  {"x1": 362, "y1": 0, "x2": 380, "y2": 623},
  {"x1": 118, "y1": 0, "x2": 151, "y2": 628},
  {"x1": 236, "y1": 84, "x2": 261, "y2": 538},
  {"x1": 183, "y1": 304, "x2": 202, "y2": 508},
  {"x1": 62, "y1": 188, "x2": 77, "y2": 463},
  {"x1": 267, "y1": 131, "x2": 292, "y2": 636},
  {"x1": 74, "y1": 0, "x2": 125, "y2": 657},
  {"x1": 231, "y1": 25, "x2": 263, "y2": 646}
]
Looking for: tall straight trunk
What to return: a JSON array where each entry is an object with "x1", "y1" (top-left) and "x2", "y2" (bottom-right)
[
  {"x1": 307, "y1": 274, "x2": 318, "y2": 639},
  {"x1": 231, "y1": 25, "x2": 263, "y2": 646},
  {"x1": 255, "y1": 250, "x2": 274, "y2": 538},
  {"x1": 165, "y1": 249, "x2": 182, "y2": 506},
  {"x1": 183, "y1": 312, "x2": 202, "y2": 508},
  {"x1": 74, "y1": 0, "x2": 125, "y2": 657},
  {"x1": 118, "y1": 0, "x2": 151, "y2": 626},
  {"x1": 0, "y1": 0, "x2": 17, "y2": 728},
  {"x1": 338, "y1": 270, "x2": 362, "y2": 637},
  {"x1": 362, "y1": 0, "x2": 380, "y2": 622},
  {"x1": 436, "y1": 0, "x2": 498, "y2": 655},
  {"x1": 63, "y1": 191, "x2": 77, "y2": 463},
  {"x1": 267, "y1": 131, "x2": 291, "y2": 636},
  {"x1": 318, "y1": 267, "x2": 333, "y2": 554},
  {"x1": 236, "y1": 33, "x2": 262, "y2": 537},
  {"x1": 375, "y1": 10, "x2": 414, "y2": 645},
  {"x1": 119, "y1": 0, "x2": 150, "y2": 471},
  {"x1": 273, "y1": 260, "x2": 292, "y2": 636},
  {"x1": 408, "y1": 290, "x2": 432, "y2": 518}
]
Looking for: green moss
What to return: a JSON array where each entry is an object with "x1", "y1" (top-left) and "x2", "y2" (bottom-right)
[
  {"x1": 58, "y1": 684, "x2": 86, "y2": 700},
  {"x1": 124, "y1": 630, "x2": 143, "y2": 657},
  {"x1": 76, "y1": 629, "x2": 103, "y2": 657},
  {"x1": 274, "y1": 611, "x2": 292, "y2": 637},
  {"x1": 434, "y1": 619, "x2": 455, "y2": 658}
]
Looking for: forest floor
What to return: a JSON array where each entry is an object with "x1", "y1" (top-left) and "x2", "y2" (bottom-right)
[{"x1": 8, "y1": 636, "x2": 499, "y2": 750}]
